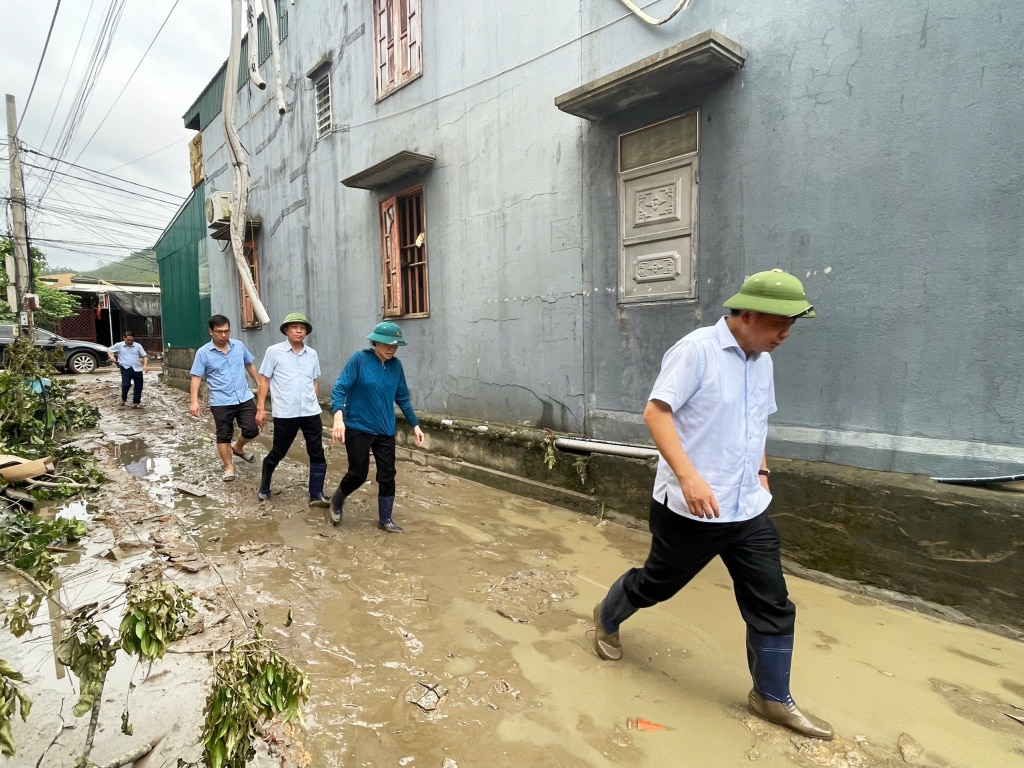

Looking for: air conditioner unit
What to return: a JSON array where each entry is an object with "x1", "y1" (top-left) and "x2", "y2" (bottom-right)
[{"x1": 205, "y1": 191, "x2": 233, "y2": 226}]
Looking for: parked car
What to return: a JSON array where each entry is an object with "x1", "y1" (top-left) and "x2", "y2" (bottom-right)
[{"x1": 0, "y1": 324, "x2": 113, "y2": 374}]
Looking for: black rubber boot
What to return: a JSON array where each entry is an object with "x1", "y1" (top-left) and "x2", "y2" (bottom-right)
[
  {"x1": 308, "y1": 463, "x2": 329, "y2": 507},
  {"x1": 329, "y1": 484, "x2": 347, "y2": 526},
  {"x1": 258, "y1": 462, "x2": 273, "y2": 501},
  {"x1": 378, "y1": 495, "x2": 402, "y2": 532}
]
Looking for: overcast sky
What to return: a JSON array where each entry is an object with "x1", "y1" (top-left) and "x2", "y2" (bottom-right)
[{"x1": 1, "y1": 0, "x2": 234, "y2": 275}]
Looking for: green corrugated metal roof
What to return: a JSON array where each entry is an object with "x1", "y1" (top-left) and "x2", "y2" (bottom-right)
[
  {"x1": 181, "y1": 3, "x2": 289, "y2": 131},
  {"x1": 183, "y1": 64, "x2": 226, "y2": 131}
]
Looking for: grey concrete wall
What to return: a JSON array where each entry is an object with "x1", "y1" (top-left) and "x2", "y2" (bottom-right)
[
  {"x1": 578, "y1": 1, "x2": 1024, "y2": 476},
  {"x1": 195, "y1": 0, "x2": 1024, "y2": 479}
]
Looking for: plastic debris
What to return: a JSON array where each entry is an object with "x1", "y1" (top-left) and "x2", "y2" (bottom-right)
[{"x1": 626, "y1": 717, "x2": 666, "y2": 731}]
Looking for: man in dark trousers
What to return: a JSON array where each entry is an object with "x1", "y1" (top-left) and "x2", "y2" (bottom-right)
[
  {"x1": 255, "y1": 313, "x2": 330, "y2": 506},
  {"x1": 592, "y1": 269, "x2": 833, "y2": 740},
  {"x1": 329, "y1": 321, "x2": 425, "y2": 532},
  {"x1": 108, "y1": 332, "x2": 148, "y2": 407}
]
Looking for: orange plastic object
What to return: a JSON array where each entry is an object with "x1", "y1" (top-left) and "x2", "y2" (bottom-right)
[{"x1": 626, "y1": 717, "x2": 666, "y2": 731}]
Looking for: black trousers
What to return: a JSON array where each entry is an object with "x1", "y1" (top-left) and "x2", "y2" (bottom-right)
[
  {"x1": 263, "y1": 415, "x2": 326, "y2": 471},
  {"x1": 622, "y1": 497, "x2": 796, "y2": 636},
  {"x1": 338, "y1": 429, "x2": 396, "y2": 497},
  {"x1": 119, "y1": 366, "x2": 144, "y2": 403}
]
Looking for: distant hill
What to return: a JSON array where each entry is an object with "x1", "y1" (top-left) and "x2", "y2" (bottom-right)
[{"x1": 48, "y1": 250, "x2": 160, "y2": 284}]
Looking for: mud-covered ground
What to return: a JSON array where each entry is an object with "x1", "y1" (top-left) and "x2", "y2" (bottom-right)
[{"x1": 4, "y1": 369, "x2": 1024, "y2": 767}]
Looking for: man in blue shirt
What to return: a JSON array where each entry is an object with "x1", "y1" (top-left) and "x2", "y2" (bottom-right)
[
  {"x1": 189, "y1": 315, "x2": 261, "y2": 482},
  {"x1": 108, "y1": 332, "x2": 148, "y2": 407},
  {"x1": 329, "y1": 321, "x2": 425, "y2": 532},
  {"x1": 255, "y1": 313, "x2": 329, "y2": 507},
  {"x1": 592, "y1": 270, "x2": 833, "y2": 741}
]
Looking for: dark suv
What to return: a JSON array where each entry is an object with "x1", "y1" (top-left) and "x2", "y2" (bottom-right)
[{"x1": 0, "y1": 324, "x2": 113, "y2": 374}]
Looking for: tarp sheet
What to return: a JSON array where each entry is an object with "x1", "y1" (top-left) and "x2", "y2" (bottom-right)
[{"x1": 108, "y1": 291, "x2": 161, "y2": 318}]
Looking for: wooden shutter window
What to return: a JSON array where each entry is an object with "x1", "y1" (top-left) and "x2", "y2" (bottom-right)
[
  {"x1": 381, "y1": 197, "x2": 402, "y2": 317},
  {"x1": 240, "y1": 236, "x2": 261, "y2": 329},
  {"x1": 374, "y1": 0, "x2": 422, "y2": 99}
]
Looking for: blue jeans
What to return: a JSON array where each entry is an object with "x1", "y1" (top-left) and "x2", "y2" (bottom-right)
[{"x1": 119, "y1": 366, "x2": 144, "y2": 404}]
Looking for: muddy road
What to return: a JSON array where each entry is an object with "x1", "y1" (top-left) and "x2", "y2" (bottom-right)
[{"x1": 5, "y1": 369, "x2": 1023, "y2": 767}]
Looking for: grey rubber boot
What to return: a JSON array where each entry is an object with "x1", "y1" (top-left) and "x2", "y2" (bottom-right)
[
  {"x1": 378, "y1": 495, "x2": 402, "y2": 532},
  {"x1": 593, "y1": 573, "x2": 637, "y2": 660},
  {"x1": 746, "y1": 628, "x2": 834, "y2": 739}
]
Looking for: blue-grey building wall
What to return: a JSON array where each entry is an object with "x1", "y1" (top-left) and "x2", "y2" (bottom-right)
[{"x1": 191, "y1": 0, "x2": 1024, "y2": 477}]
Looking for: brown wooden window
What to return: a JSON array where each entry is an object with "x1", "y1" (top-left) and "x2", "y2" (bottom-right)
[
  {"x1": 239, "y1": 234, "x2": 261, "y2": 329},
  {"x1": 374, "y1": 0, "x2": 422, "y2": 100},
  {"x1": 380, "y1": 186, "x2": 428, "y2": 318}
]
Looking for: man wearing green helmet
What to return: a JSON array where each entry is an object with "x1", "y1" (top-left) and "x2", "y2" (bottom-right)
[
  {"x1": 328, "y1": 321, "x2": 425, "y2": 532},
  {"x1": 592, "y1": 269, "x2": 833, "y2": 740},
  {"x1": 255, "y1": 313, "x2": 330, "y2": 507}
]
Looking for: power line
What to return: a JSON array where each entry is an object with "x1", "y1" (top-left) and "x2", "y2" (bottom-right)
[
  {"x1": 106, "y1": 137, "x2": 185, "y2": 172},
  {"x1": 38, "y1": 0, "x2": 99, "y2": 152},
  {"x1": 23, "y1": 146, "x2": 184, "y2": 199},
  {"x1": 20, "y1": 160, "x2": 183, "y2": 206},
  {"x1": 35, "y1": 0, "x2": 129, "y2": 202},
  {"x1": 18, "y1": 0, "x2": 64, "y2": 133},
  {"x1": 72, "y1": 0, "x2": 183, "y2": 163},
  {"x1": 11, "y1": 198, "x2": 166, "y2": 233}
]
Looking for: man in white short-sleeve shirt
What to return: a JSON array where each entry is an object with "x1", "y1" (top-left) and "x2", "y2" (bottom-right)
[
  {"x1": 592, "y1": 269, "x2": 833, "y2": 741},
  {"x1": 255, "y1": 313, "x2": 329, "y2": 507},
  {"x1": 108, "y1": 332, "x2": 148, "y2": 407}
]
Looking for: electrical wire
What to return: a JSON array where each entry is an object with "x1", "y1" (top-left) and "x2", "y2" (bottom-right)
[
  {"x1": 34, "y1": 0, "x2": 129, "y2": 202},
  {"x1": 23, "y1": 146, "x2": 184, "y2": 199},
  {"x1": 105, "y1": 138, "x2": 186, "y2": 173},
  {"x1": 18, "y1": 0, "x2": 64, "y2": 133},
  {"x1": 72, "y1": 0, "x2": 184, "y2": 163},
  {"x1": 37, "y1": 0, "x2": 99, "y2": 152},
  {"x1": 21, "y1": 161, "x2": 182, "y2": 207}
]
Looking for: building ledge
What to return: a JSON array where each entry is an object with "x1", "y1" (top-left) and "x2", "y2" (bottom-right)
[
  {"x1": 555, "y1": 29, "x2": 744, "y2": 121},
  {"x1": 341, "y1": 150, "x2": 436, "y2": 191}
]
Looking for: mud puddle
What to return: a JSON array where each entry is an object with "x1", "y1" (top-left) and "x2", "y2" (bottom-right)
[{"x1": 3, "y1": 370, "x2": 1023, "y2": 767}]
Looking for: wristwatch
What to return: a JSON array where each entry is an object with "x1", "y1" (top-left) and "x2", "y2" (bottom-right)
[{"x1": 758, "y1": 469, "x2": 771, "y2": 477}]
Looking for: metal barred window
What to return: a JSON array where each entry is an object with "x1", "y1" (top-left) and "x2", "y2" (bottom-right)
[
  {"x1": 380, "y1": 186, "x2": 428, "y2": 317},
  {"x1": 314, "y1": 72, "x2": 331, "y2": 139}
]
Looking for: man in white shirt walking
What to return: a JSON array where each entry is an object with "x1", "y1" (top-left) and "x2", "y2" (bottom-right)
[
  {"x1": 255, "y1": 313, "x2": 330, "y2": 507},
  {"x1": 592, "y1": 269, "x2": 833, "y2": 741},
  {"x1": 108, "y1": 332, "x2": 149, "y2": 408}
]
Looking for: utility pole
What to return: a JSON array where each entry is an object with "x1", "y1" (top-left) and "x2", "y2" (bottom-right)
[{"x1": 6, "y1": 94, "x2": 33, "y2": 338}]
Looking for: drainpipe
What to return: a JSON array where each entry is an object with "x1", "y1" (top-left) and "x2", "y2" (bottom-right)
[
  {"x1": 224, "y1": 0, "x2": 270, "y2": 326},
  {"x1": 553, "y1": 437, "x2": 659, "y2": 460}
]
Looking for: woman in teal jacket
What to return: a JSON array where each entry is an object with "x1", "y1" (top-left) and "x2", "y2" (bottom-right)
[{"x1": 329, "y1": 321, "x2": 425, "y2": 531}]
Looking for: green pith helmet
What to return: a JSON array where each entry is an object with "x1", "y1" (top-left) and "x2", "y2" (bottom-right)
[
  {"x1": 723, "y1": 269, "x2": 816, "y2": 318},
  {"x1": 280, "y1": 312, "x2": 313, "y2": 335},
  {"x1": 367, "y1": 321, "x2": 407, "y2": 346}
]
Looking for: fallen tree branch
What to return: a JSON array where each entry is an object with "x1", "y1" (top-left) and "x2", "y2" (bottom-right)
[{"x1": 87, "y1": 731, "x2": 167, "y2": 768}]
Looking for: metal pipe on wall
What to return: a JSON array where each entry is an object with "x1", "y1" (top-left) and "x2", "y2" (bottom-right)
[{"x1": 553, "y1": 437, "x2": 659, "y2": 460}]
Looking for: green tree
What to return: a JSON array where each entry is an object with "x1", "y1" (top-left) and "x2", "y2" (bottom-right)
[{"x1": 0, "y1": 237, "x2": 79, "y2": 325}]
